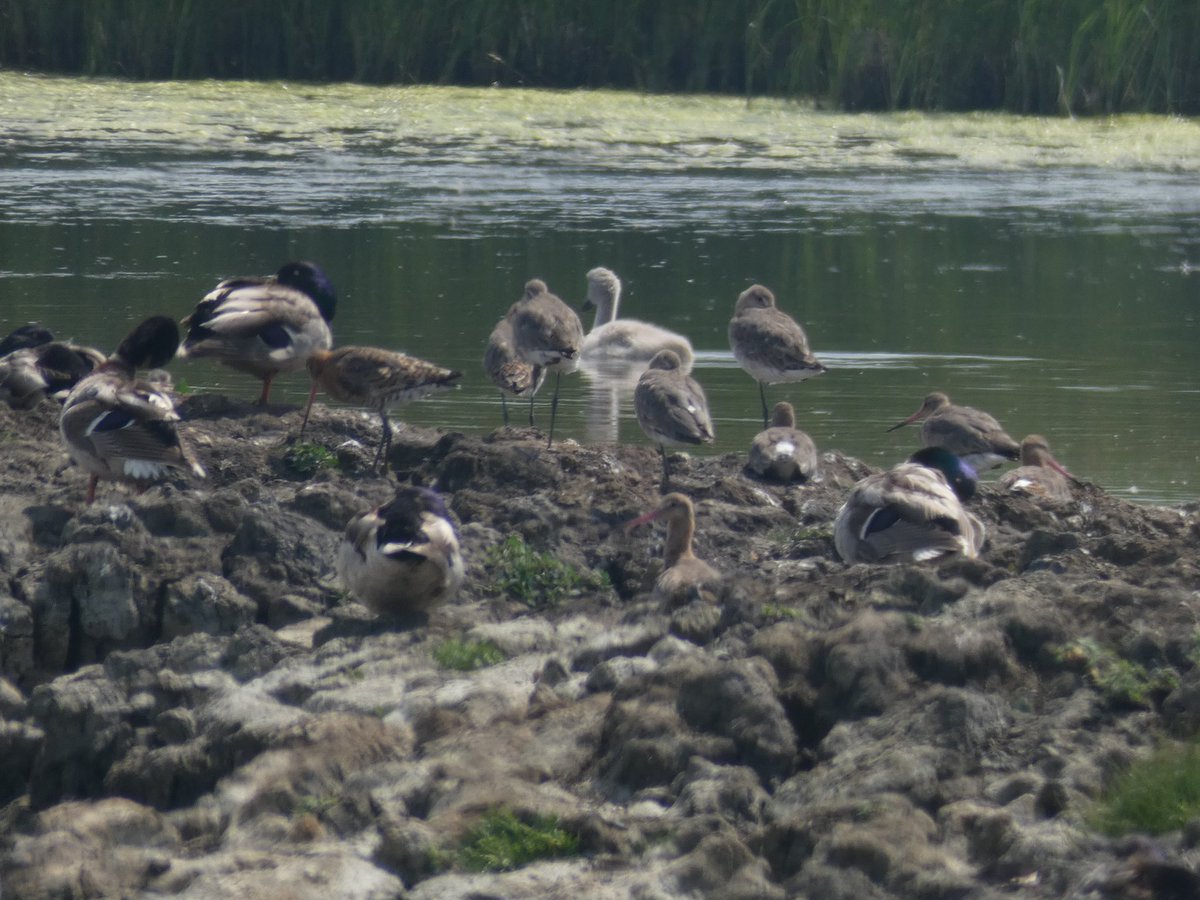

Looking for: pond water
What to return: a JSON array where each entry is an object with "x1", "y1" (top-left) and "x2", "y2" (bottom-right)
[{"x1": 2, "y1": 73, "x2": 1199, "y2": 504}]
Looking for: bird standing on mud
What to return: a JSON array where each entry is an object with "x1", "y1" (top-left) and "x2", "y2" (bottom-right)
[
  {"x1": 507, "y1": 278, "x2": 584, "y2": 448},
  {"x1": 834, "y1": 446, "x2": 985, "y2": 565},
  {"x1": 178, "y1": 260, "x2": 337, "y2": 405},
  {"x1": 302, "y1": 345, "x2": 462, "y2": 470},
  {"x1": 999, "y1": 434, "x2": 1076, "y2": 502},
  {"x1": 0, "y1": 324, "x2": 105, "y2": 410},
  {"x1": 634, "y1": 348, "x2": 714, "y2": 492},
  {"x1": 338, "y1": 485, "x2": 465, "y2": 619},
  {"x1": 59, "y1": 316, "x2": 205, "y2": 504},
  {"x1": 746, "y1": 400, "x2": 819, "y2": 483},
  {"x1": 887, "y1": 391, "x2": 1019, "y2": 471},
  {"x1": 728, "y1": 284, "x2": 826, "y2": 428}
]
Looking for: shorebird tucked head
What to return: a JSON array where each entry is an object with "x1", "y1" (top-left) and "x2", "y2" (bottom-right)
[
  {"x1": 646, "y1": 349, "x2": 684, "y2": 372},
  {"x1": 734, "y1": 284, "x2": 777, "y2": 314}
]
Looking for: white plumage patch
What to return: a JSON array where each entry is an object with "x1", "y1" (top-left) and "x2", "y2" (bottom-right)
[
  {"x1": 773, "y1": 440, "x2": 796, "y2": 460},
  {"x1": 124, "y1": 459, "x2": 169, "y2": 479}
]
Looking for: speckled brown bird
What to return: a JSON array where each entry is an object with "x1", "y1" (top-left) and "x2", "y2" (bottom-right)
[
  {"x1": 999, "y1": 434, "x2": 1075, "y2": 502},
  {"x1": 887, "y1": 391, "x2": 1020, "y2": 470},
  {"x1": 484, "y1": 315, "x2": 544, "y2": 426}
]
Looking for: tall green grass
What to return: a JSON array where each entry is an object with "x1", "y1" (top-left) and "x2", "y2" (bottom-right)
[{"x1": 0, "y1": 0, "x2": 1196, "y2": 113}]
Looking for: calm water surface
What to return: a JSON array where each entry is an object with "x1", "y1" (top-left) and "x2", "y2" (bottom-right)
[{"x1": 1, "y1": 74, "x2": 1198, "y2": 503}]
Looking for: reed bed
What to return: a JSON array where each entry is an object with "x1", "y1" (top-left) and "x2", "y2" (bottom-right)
[{"x1": 0, "y1": 0, "x2": 1196, "y2": 113}]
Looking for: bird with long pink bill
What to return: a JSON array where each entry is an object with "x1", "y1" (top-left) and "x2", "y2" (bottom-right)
[
  {"x1": 886, "y1": 391, "x2": 1019, "y2": 470},
  {"x1": 999, "y1": 434, "x2": 1077, "y2": 502},
  {"x1": 301, "y1": 346, "x2": 461, "y2": 471},
  {"x1": 626, "y1": 492, "x2": 721, "y2": 606}
]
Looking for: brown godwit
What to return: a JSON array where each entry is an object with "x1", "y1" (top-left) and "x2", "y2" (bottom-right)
[
  {"x1": 834, "y1": 446, "x2": 985, "y2": 565},
  {"x1": 338, "y1": 484, "x2": 465, "y2": 619},
  {"x1": 484, "y1": 315, "x2": 544, "y2": 426},
  {"x1": 626, "y1": 492, "x2": 721, "y2": 607},
  {"x1": 747, "y1": 400, "x2": 819, "y2": 483},
  {"x1": 728, "y1": 284, "x2": 826, "y2": 427},
  {"x1": 887, "y1": 391, "x2": 1020, "y2": 470},
  {"x1": 178, "y1": 260, "x2": 336, "y2": 405},
  {"x1": 59, "y1": 316, "x2": 205, "y2": 505},
  {"x1": 998, "y1": 434, "x2": 1076, "y2": 502},
  {"x1": 508, "y1": 278, "x2": 584, "y2": 448},
  {"x1": 302, "y1": 345, "x2": 462, "y2": 469},
  {"x1": 580, "y1": 267, "x2": 695, "y2": 370},
  {"x1": 634, "y1": 348, "x2": 714, "y2": 491}
]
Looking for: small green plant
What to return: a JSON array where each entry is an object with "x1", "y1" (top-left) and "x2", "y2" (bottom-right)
[
  {"x1": 761, "y1": 603, "x2": 801, "y2": 621},
  {"x1": 1090, "y1": 741, "x2": 1200, "y2": 836},
  {"x1": 1054, "y1": 638, "x2": 1178, "y2": 708},
  {"x1": 456, "y1": 808, "x2": 579, "y2": 872},
  {"x1": 173, "y1": 377, "x2": 193, "y2": 396},
  {"x1": 485, "y1": 534, "x2": 609, "y2": 608},
  {"x1": 283, "y1": 441, "x2": 338, "y2": 477},
  {"x1": 294, "y1": 793, "x2": 339, "y2": 817},
  {"x1": 433, "y1": 637, "x2": 507, "y2": 671}
]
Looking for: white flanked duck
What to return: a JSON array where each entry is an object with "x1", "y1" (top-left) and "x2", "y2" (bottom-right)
[
  {"x1": 59, "y1": 316, "x2": 206, "y2": 504},
  {"x1": 747, "y1": 401, "x2": 819, "y2": 483},
  {"x1": 626, "y1": 492, "x2": 721, "y2": 607},
  {"x1": 887, "y1": 391, "x2": 1019, "y2": 470},
  {"x1": 0, "y1": 324, "x2": 105, "y2": 410},
  {"x1": 178, "y1": 260, "x2": 337, "y2": 405},
  {"x1": 338, "y1": 485, "x2": 465, "y2": 618},
  {"x1": 580, "y1": 267, "x2": 695, "y2": 370},
  {"x1": 834, "y1": 446, "x2": 985, "y2": 565},
  {"x1": 999, "y1": 434, "x2": 1076, "y2": 503}
]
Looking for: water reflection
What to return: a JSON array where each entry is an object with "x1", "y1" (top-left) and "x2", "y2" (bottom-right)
[{"x1": 578, "y1": 357, "x2": 650, "y2": 444}]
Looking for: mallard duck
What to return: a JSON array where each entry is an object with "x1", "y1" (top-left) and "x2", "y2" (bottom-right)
[
  {"x1": 178, "y1": 260, "x2": 336, "y2": 405},
  {"x1": 337, "y1": 485, "x2": 465, "y2": 618},
  {"x1": 0, "y1": 323, "x2": 56, "y2": 357},
  {"x1": 0, "y1": 336, "x2": 105, "y2": 409},
  {"x1": 887, "y1": 391, "x2": 1019, "y2": 470},
  {"x1": 728, "y1": 284, "x2": 826, "y2": 428},
  {"x1": 834, "y1": 446, "x2": 985, "y2": 564},
  {"x1": 998, "y1": 434, "x2": 1075, "y2": 502},
  {"x1": 626, "y1": 492, "x2": 721, "y2": 607},
  {"x1": 302, "y1": 345, "x2": 462, "y2": 469},
  {"x1": 747, "y1": 401, "x2": 818, "y2": 483},
  {"x1": 634, "y1": 349, "x2": 714, "y2": 491},
  {"x1": 484, "y1": 316, "x2": 544, "y2": 426},
  {"x1": 59, "y1": 316, "x2": 205, "y2": 504},
  {"x1": 580, "y1": 267, "x2": 695, "y2": 370},
  {"x1": 507, "y1": 278, "x2": 584, "y2": 447}
]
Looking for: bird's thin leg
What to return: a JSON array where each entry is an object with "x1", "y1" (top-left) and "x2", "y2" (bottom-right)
[
  {"x1": 85, "y1": 474, "x2": 98, "y2": 505},
  {"x1": 299, "y1": 380, "x2": 320, "y2": 435},
  {"x1": 374, "y1": 407, "x2": 393, "y2": 472},
  {"x1": 758, "y1": 382, "x2": 769, "y2": 429},
  {"x1": 500, "y1": 392, "x2": 510, "y2": 427},
  {"x1": 546, "y1": 371, "x2": 562, "y2": 449},
  {"x1": 256, "y1": 374, "x2": 273, "y2": 406},
  {"x1": 659, "y1": 444, "x2": 670, "y2": 492},
  {"x1": 528, "y1": 388, "x2": 536, "y2": 427}
]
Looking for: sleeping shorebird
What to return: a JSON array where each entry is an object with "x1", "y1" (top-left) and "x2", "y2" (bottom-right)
[
  {"x1": 178, "y1": 260, "x2": 337, "y2": 405},
  {"x1": 484, "y1": 316, "x2": 544, "y2": 427},
  {"x1": 59, "y1": 316, "x2": 205, "y2": 504},
  {"x1": 887, "y1": 391, "x2": 1019, "y2": 470},
  {"x1": 834, "y1": 446, "x2": 985, "y2": 565},
  {"x1": 728, "y1": 284, "x2": 826, "y2": 428},
  {"x1": 338, "y1": 485, "x2": 465, "y2": 619},
  {"x1": 0, "y1": 325, "x2": 105, "y2": 410},
  {"x1": 626, "y1": 492, "x2": 721, "y2": 607},
  {"x1": 302, "y1": 346, "x2": 462, "y2": 470},
  {"x1": 634, "y1": 349, "x2": 714, "y2": 491},
  {"x1": 580, "y1": 267, "x2": 695, "y2": 370},
  {"x1": 746, "y1": 401, "x2": 819, "y2": 483},
  {"x1": 508, "y1": 278, "x2": 584, "y2": 448},
  {"x1": 998, "y1": 434, "x2": 1076, "y2": 502}
]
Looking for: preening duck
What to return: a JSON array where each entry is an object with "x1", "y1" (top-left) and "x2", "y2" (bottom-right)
[
  {"x1": 834, "y1": 446, "x2": 985, "y2": 565},
  {"x1": 580, "y1": 267, "x2": 695, "y2": 370},
  {"x1": 887, "y1": 391, "x2": 1019, "y2": 470},
  {"x1": 59, "y1": 316, "x2": 205, "y2": 504},
  {"x1": 626, "y1": 492, "x2": 721, "y2": 607},
  {"x1": 338, "y1": 485, "x2": 465, "y2": 618},
  {"x1": 0, "y1": 324, "x2": 105, "y2": 409},
  {"x1": 178, "y1": 260, "x2": 336, "y2": 405}
]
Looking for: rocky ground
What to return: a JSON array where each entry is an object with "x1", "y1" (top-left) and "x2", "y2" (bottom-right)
[{"x1": 2, "y1": 392, "x2": 1200, "y2": 899}]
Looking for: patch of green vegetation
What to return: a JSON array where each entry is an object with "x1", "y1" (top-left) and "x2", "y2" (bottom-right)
[
  {"x1": 1090, "y1": 741, "x2": 1200, "y2": 836},
  {"x1": 294, "y1": 793, "x2": 339, "y2": 817},
  {"x1": 283, "y1": 441, "x2": 338, "y2": 477},
  {"x1": 433, "y1": 637, "x2": 507, "y2": 671},
  {"x1": 485, "y1": 534, "x2": 609, "y2": 609},
  {"x1": 1054, "y1": 638, "x2": 1179, "y2": 708},
  {"x1": 761, "y1": 603, "x2": 801, "y2": 621},
  {"x1": 456, "y1": 808, "x2": 579, "y2": 872},
  {"x1": 173, "y1": 377, "x2": 193, "y2": 396}
]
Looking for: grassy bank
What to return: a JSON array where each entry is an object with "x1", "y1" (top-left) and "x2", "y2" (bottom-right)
[{"x1": 0, "y1": 0, "x2": 1197, "y2": 113}]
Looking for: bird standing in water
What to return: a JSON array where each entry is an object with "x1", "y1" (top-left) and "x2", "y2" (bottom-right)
[
  {"x1": 634, "y1": 349, "x2": 714, "y2": 491},
  {"x1": 178, "y1": 260, "x2": 336, "y2": 405},
  {"x1": 507, "y1": 278, "x2": 584, "y2": 448},
  {"x1": 484, "y1": 316, "x2": 544, "y2": 426}
]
